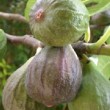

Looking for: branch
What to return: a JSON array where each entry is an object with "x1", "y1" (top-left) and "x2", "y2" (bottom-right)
[
  {"x1": 0, "y1": 12, "x2": 28, "y2": 23},
  {"x1": 85, "y1": 43, "x2": 110, "y2": 56},
  {"x1": 73, "y1": 41, "x2": 110, "y2": 56},
  {"x1": 6, "y1": 33, "x2": 44, "y2": 48},
  {"x1": 5, "y1": 33, "x2": 110, "y2": 56},
  {"x1": 0, "y1": 11, "x2": 110, "y2": 30}
]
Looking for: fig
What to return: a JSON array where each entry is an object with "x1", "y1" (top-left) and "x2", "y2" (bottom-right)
[
  {"x1": 68, "y1": 61, "x2": 110, "y2": 110},
  {"x1": 2, "y1": 57, "x2": 34, "y2": 110},
  {"x1": 2, "y1": 56, "x2": 63, "y2": 110},
  {"x1": 29, "y1": 0, "x2": 89, "y2": 46},
  {"x1": 25, "y1": 45, "x2": 82, "y2": 107}
]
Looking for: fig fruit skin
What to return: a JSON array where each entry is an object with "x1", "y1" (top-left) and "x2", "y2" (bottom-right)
[
  {"x1": 2, "y1": 57, "x2": 34, "y2": 110},
  {"x1": 68, "y1": 61, "x2": 110, "y2": 110},
  {"x1": 25, "y1": 45, "x2": 82, "y2": 107},
  {"x1": 29, "y1": 0, "x2": 89, "y2": 46},
  {"x1": 2, "y1": 56, "x2": 63, "y2": 110}
]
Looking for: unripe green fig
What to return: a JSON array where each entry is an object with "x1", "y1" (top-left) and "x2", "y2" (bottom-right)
[
  {"x1": 29, "y1": 0, "x2": 89, "y2": 46},
  {"x1": 68, "y1": 61, "x2": 110, "y2": 110},
  {"x1": 2, "y1": 56, "x2": 63, "y2": 110},
  {"x1": 25, "y1": 45, "x2": 82, "y2": 107}
]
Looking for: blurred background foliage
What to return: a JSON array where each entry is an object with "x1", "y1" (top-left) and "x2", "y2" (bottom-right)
[
  {"x1": 0, "y1": 0, "x2": 110, "y2": 110},
  {"x1": 0, "y1": 0, "x2": 32, "y2": 109}
]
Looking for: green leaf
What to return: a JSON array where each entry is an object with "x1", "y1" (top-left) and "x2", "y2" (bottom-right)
[
  {"x1": 68, "y1": 61, "x2": 110, "y2": 110},
  {"x1": 97, "y1": 56, "x2": 110, "y2": 80},
  {"x1": 107, "y1": 37, "x2": 110, "y2": 44},
  {"x1": 102, "y1": 63, "x2": 110, "y2": 80},
  {"x1": 82, "y1": 0, "x2": 89, "y2": 3},
  {"x1": 103, "y1": 26, "x2": 110, "y2": 44},
  {"x1": 90, "y1": 55, "x2": 110, "y2": 80},
  {"x1": 0, "y1": 29, "x2": 7, "y2": 59},
  {"x1": 0, "y1": 73, "x2": 3, "y2": 78},
  {"x1": 24, "y1": 0, "x2": 37, "y2": 21},
  {"x1": 84, "y1": 0, "x2": 110, "y2": 16}
]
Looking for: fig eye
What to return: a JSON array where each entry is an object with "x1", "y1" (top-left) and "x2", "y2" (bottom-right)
[{"x1": 35, "y1": 8, "x2": 45, "y2": 21}]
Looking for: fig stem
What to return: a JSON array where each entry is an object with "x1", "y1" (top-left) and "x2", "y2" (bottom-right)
[
  {"x1": 81, "y1": 54, "x2": 90, "y2": 63},
  {"x1": 73, "y1": 41, "x2": 110, "y2": 56},
  {"x1": 84, "y1": 26, "x2": 91, "y2": 42},
  {"x1": 3, "y1": 31, "x2": 110, "y2": 56},
  {"x1": 85, "y1": 43, "x2": 110, "y2": 56},
  {"x1": 92, "y1": 26, "x2": 110, "y2": 48},
  {"x1": 0, "y1": 11, "x2": 28, "y2": 23}
]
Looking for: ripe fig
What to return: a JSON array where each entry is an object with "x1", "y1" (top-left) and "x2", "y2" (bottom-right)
[
  {"x1": 2, "y1": 56, "x2": 63, "y2": 110},
  {"x1": 29, "y1": 0, "x2": 89, "y2": 46},
  {"x1": 68, "y1": 61, "x2": 110, "y2": 110},
  {"x1": 25, "y1": 45, "x2": 82, "y2": 107}
]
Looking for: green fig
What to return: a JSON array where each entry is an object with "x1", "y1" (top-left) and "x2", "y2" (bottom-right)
[
  {"x1": 68, "y1": 61, "x2": 110, "y2": 110},
  {"x1": 29, "y1": 0, "x2": 89, "y2": 46},
  {"x1": 25, "y1": 45, "x2": 82, "y2": 107}
]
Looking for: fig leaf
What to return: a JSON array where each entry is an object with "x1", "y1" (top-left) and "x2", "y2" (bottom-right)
[
  {"x1": 0, "y1": 29, "x2": 7, "y2": 59},
  {"x1": 85, "y1": 0, "x2": 110, "y2": 16},
  {"x1": 25, "y1": 0, "x2": 36, "y2": 20}
]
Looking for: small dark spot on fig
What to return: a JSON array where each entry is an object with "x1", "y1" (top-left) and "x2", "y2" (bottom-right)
[
  {"x1": 86, "y1": 2, "x2": 98, "y2": 7},
  {"x1": 35, "y1": 8, "x2": 45, "y2": 21}
]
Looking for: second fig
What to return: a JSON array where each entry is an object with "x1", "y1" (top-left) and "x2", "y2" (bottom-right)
[{"x1": 25, "y1": 45, "x2": 82, "y2": 107}]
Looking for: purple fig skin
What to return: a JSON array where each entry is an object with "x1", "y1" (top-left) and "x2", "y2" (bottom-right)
[
  {"x1": 29, "y1": 0, "x2": 89, "y2": 46},
  {"x1": 25, "y1": 45, "x2": 82, "y2": 107}
]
